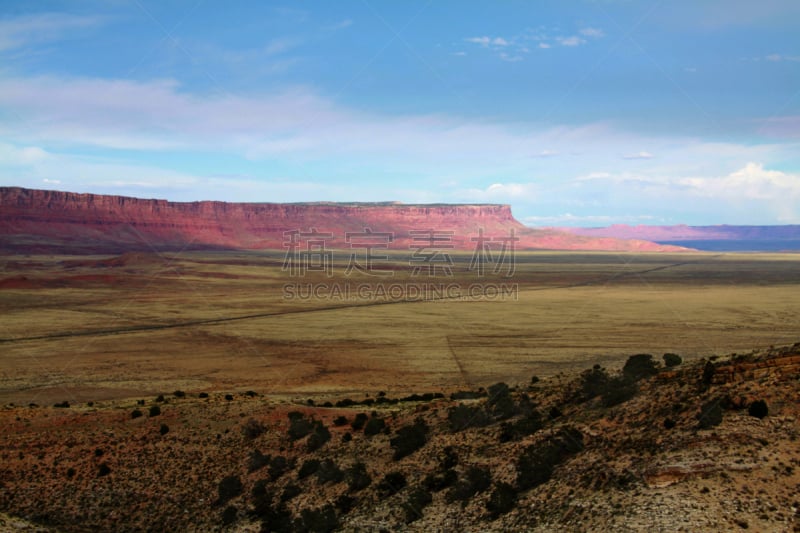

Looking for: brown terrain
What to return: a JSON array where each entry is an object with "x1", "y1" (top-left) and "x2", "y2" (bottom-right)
[
  {"x1": 1, "y1": 188, "x2": 799, "y2": 531},
  {"x1": 0, "y1": 345, "x2": 798, "y2": 532}
]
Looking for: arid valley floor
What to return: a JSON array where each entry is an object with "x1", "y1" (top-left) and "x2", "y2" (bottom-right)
[{"x1": 1, "y1": 251, "x2": 799, "y2": 531}]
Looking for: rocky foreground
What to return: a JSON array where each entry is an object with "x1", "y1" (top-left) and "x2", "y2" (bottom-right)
[{"x1": 1, "y1": 345, "x2": 799, "y2": 532}]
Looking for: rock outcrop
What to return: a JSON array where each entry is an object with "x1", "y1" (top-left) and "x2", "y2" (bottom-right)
[{"x1": 0, "y1": 187, "x2": 686, "y2": 253}]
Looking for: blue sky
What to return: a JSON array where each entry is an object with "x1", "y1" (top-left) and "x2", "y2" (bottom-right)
[{"x1": 0, "y1": 1, "x2": 799, "y2": 225}]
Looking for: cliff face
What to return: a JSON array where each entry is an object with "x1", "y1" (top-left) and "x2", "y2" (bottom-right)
[{"x1": 0, "y1": 187, "x2": 685, "y2": 253}]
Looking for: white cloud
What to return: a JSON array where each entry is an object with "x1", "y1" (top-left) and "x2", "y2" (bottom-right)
[
  {"x1": 556, "y1": 36, "x2": 586, "y2": 47},
  {"x1": 0, "y1": 13, "x2": 103, "y2": 52},
  {"x1": 452, "y1": 51, "x2": 467, "y2": 57},
  {"x1": 43, "y1": 178, "x2": 61, "y2": 184},
  {"x1": 524, "y1": 213, "x2": 654, "y2": 226},
  {"x1": 539, "y1": 42, "x2": 551, "y2": 49},
  {"x1": 534, "y1": 150, "x2": 558, "y2": 158},
  {"x1": 579, "y1": 27, "x2": 605, "y2": 37},
  {"x1": 499, "y1": 53, "x2": 523, "y2": 62},
  {"x1": 492, "y1": 37, "x2": 509, "y2": 46},
  {"x1": 465, "y1": 36, "x2": 491, "y2": 46},
  {"x1": 680, "y1": 162, "x2": 800, "y2": 200},
  {"x1": 764, "y1": 53, "x2": 800, "y2": 62},
  {"x1": 622, "y1": 151, "x2": 654, "y2": 160},
  {"x1": 464, "y1": 182, "x2": 535, "y2": 201}
]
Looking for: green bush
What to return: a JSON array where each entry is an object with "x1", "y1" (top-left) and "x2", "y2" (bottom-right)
[
  {"x1": 663, "y1": 353, "x2": 682, "y2": 367},
  {"x1": 130, "y1": 409, "x2": 143, "y2": 419},
  {"x1": 248, "y1": 449, "x2": 270, "y2": 473},
  {"x1": 148, "y1": 405, "x2": 161, "y2": 417}
]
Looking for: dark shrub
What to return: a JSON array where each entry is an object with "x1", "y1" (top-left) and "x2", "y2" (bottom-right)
[
  {"x1": 335, "y1": 494, "x2": 356, "y2": 515},
  {"x1": 487, "y1": 382, "x2": 510, "y2": 402},
  {"x1": 446, "y1": 465, "x2": 491, "y2": 503},
  {"x1": 702, "y1": 361, "x2": 716, "y2": 386},
  {"x1": 256, "y1": 503, "x2": 293, "y2": 532},
  {"x1": 224, "y1": 394, "x2": 234, "y2": 401},
  {"x1": 622, "y1": 354, "x2": 658, "y2": 381},
  {"x1": 403, "y1": 486, "x2": 433, "y2": 523},
  {"x1": 516, "y1": 426, "x2": 583, "y2": 491},
  {"x1": 333, "y1": 415, "x2": 348, "y2": 427},
  {"x1": 173, "y1": 390, "x2": 185, "y2": 398},
  {"x1": 423, "y1": 469, "x2": 458, "y2": 492},
  {"x1": 268, "y1": 456, "x2": 289, "y2": 480},
  {"x1": 322, "y1": 401, "x2": 333, "y2": 408},
  {"x1": 697, "y1": 400, "x2": 723, "y2": 429},
  {"x1": 198, "y1": 392, "x2": 209, "y2": 398},
  {"x1": 217, "y1": 475, "x2": 243, "y2": 505},
  {"x1": 95, "y1": 448, "x2": 104, "y2": 457},
  {"x1": 548, "y1": 406, "x2": 562, "y2": 420},
  {"x1": 345, "y1": 462, "x2": 371, "y2": 492},
  {"x1": 390, "y1": 418, "x2": 428, "y2": 460},
  {"x1": 499, "y1": 411, "x2": 544, "y2": 442},
  {"x1": 299, "y1": 504, "x2": 338, "y2": 533},
  {"x1": 136, "y1": 399, "x2": 144, "y2": 406},
  {"x1": 245, "y1": 390, "x2": 257, "y2": 397},
  {"x1": 159, "y1": 423, "x2": 169, "y2": 435},
  {"x1": 439, "y1": 446, "x2": 458, "y2": 470},
  {"x1": 298, "y1": 459, "x2": 321, "y2": 480},
  {"x1": 288, "y1": 416, "x2": 313, "y2": 441},
  {"x1": 663, "y1": 418, "x2": 676, "y2": 429},
  {"x1": 350, "y1": 413, "x2": 368, "y2": 431},
  {"x1": 447, "y1": 404, "x2": 490, "y2": 432},
  {"x1": 530, "y1": 375, "x2": 540, "y2": 385},
  {"x1": 97, "y1": 463, "x2": 111, "y2": 477},
  {"x1": 342, "y1": 432, "x2": 352, "y2": 443},
  {"x1": 149, "y1": 405, "x2": 161, "y2": 417},
  {"x1": 155, "y1": 394, "x2": 165, "y2": 402},
  {"x1": 450, "y1": 390, "x2": 486, "y2": 400},
  {"x1": 601, "y1": 376, "x2": 638, "y2": 407},
  {"x1": 376, "y1": 471, "x2": 406, "y2": 498},
  {"x1": 315, "y1": 459, "x2": 344, "y2": 485},
  {"x1": 748, "y1": 400, "x2": 768, "y2": 419},
  {"x1": 487, "y1": 482, "x2": 517, "y2": 518},
  {"x1": 363, "y1": 417, "x2": 386, "y2": 437},
  {"x1": 579, "y1": 365, "x2": 610, "y2": 400},
  {"x1": 248, "y1": 449, "x2": 271, "y2": 473},
  {"x1": 280, "y1": 483, "x2": 302, "y2": 502},
  {"x1": 221, "y1": 505, "x2": 237, "y2": 526},
  {"x1": 335, "y1": 398, "x2": 355, "y2": 407},
  {"x1": 131, "y1": 409, "x2": 143, "y2": 419},
  {"x1": 66, "y1": 467, "x2": 76, "y2": 478},
  {"x1": 663, "y1": 353, "x2": 682, "y2": 367},
  {"x1": 242, "y1": 418, "x2": 266, "y2": 439},
  {"x1": 307, "y1": 421, "x2": 331, "y2": 452}
]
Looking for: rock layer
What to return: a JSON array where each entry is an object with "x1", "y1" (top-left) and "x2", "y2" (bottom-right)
[{"x1": 0, "y1": 187, "x2": 685, "y2": 253}]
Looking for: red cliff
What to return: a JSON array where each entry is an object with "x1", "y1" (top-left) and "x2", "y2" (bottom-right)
[{"x1": 0, "y1": 187, "x2": 685, "y2": 254}]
